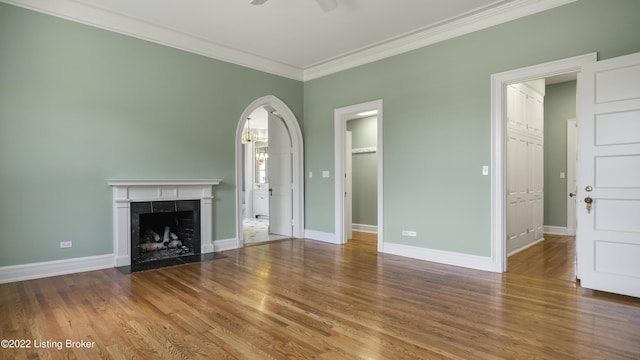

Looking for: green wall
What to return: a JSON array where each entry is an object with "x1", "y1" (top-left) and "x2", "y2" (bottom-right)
[
  {"x1": 2, "y1": 0, "x2": 640, "y2": 268},
  {"x1": 303, "y1": 0, "x2": 640, "y2": 256},
  {"x1": 347, "y1": 116, "x2": 377, "y2": 226},
  {"x1": 0, "y1": 3, "x2": 303, "y2": 266},
  {"x1": 544, "y1": 81, "x2": 577, "y2": 227}
]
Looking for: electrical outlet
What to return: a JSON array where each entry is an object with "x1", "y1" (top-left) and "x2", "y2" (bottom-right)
[
  {"x1": 401, "y1": 230, "x2": 417, "y2": 237},
  {"x1": 60, "y1": 241, "x2": 73, "y2": 248}
]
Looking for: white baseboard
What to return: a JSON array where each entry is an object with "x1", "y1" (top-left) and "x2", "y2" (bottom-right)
[
  {"x1": 213, "y1": 238, "x2": 239, "y2": 252},
  {"x1": 304, "y1": 229, "x2": 340, "y2": 244},
  {"x1": 383, "y1": 243, "x2": 495, "y2": 272},
  {"x1": 0, "y1": 254, "x2": 114, "y2": 284},
  {"x1": 352, "y1": 224, "x2": 378, "y2": 233},
  {"x1": 507, "y1": 236, "x2": 545, "y2": 257},
  {"x1": 544, "y1": 226, "x2": 570, "y2": 235}
]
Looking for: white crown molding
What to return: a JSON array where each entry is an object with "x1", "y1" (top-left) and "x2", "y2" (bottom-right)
[
  {"x1": 303, "y1": 0, "x2": 577, "y2": 80},
  {"x1": 1, "y1": 0, "x2": 304, "y2": 80},
  {"x1": 3, "y1": 0, "x2": 576, "y2": 81}
]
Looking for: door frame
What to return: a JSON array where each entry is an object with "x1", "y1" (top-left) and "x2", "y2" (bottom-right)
[
  {"x1": 334, "y1": 99, "x2": 383, "y2": 251},
  {"x1": 235, "y1": 95, "x2": 304, "y2": 247},
  {"x1": 489, "y1": 53, "x2": 596, "y2": 272}
]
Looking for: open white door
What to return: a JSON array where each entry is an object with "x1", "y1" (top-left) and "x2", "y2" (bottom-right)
[
  {"x1": 566, "y1": 119, "x2": 577, "y2": 236},
  {"x1": 268, "y1": 112, "x2": 293, "y2": 237},
  {"x1": 577, "y1": 52, "x2": 640, "y2": 298}
]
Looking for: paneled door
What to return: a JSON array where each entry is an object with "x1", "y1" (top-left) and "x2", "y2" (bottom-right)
[
  {"x1": 577, "y1": 52, "x2": 640, "y2": 298},
  {"x1": 268, "y1": 112, "x2": 293, "y2": 237},
  {"x1": 506, "y1": 83, "x2": 544, "y2": 254}
]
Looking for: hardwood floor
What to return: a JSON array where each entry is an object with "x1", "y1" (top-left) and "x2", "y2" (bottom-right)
[
  {"x1": 2, "y1": 234, "x2": 640, "y2": 359},
  {"x1": 508, "y1": 234, "x2": 577, "y2": 282}
]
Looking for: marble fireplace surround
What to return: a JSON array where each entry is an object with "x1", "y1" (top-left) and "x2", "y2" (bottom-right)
[{"x1": 107, "y1": 179, "x2": 221, "y2": 267}]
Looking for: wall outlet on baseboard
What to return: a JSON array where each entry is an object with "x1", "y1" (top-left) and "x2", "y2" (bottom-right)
[
  {"x1": 60, "y1": 241, "x2": 73, "y2": 248},
  {"x1": 401, "y1": 230, "x2": 417, "y2": 237}
]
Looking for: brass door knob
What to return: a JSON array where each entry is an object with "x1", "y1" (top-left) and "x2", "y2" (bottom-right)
[{"x1": 584, "y1": 196, "x2": 593, "y2": 213}]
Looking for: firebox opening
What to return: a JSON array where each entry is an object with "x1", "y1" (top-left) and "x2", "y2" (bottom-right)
[{"x1": 131, "y1": 200, "x2": 201, "y2": 265}]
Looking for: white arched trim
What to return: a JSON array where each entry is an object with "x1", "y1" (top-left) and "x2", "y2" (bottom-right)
[{"x1": 235, "y1": 96, "x2": 305, "y2": 247}]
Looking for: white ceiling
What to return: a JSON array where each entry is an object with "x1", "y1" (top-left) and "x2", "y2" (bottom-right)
[{"x1": 4, "y1": 0, "x2": 574, "y2": 80}]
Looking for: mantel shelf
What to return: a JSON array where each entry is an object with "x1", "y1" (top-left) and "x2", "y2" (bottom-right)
[{"x1": 107, "y1": 179, "x2": 221, "y2": 187}]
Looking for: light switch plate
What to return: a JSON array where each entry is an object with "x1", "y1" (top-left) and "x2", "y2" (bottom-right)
[
  {"x1": 322, "y1": 171, "x2": 330, "y2": 178},
  {"x1": 482, "y1": 166, "x2": 489, "y2": 176}
]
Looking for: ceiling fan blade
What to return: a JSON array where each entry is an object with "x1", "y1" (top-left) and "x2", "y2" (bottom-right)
[
  {"x1": 249, "y1": 0, "x2": 268, "y2": 5},
  {"x1": 316, "y1": 0, "x2": 338, "y2": 12}
]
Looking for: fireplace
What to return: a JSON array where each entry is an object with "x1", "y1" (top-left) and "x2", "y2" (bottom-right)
[
  {"x1": 107, "y1": 179, "x2": 221, "y2": 269},
  {"x1": 131, "y1": 200, "x2": 201, "y2": 265}
]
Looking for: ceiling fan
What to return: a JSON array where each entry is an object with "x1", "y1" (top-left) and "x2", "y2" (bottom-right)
[{"x1": 249, "y1": 0, "x2": 338, "y2": 12}]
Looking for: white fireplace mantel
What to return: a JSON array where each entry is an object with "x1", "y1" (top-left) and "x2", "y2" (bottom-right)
[{"x1": 107, "y1": 179, "x2": 221, "y2": 267}]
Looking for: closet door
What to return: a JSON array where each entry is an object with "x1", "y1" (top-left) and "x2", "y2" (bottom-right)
[
  {"x1": 507, "y1": 83, "x2": 544, "y2": 254},
  {"x1": 507, "y1": 129, "x2": 531, "y2": 253},
  {"x1": 528, "y1": 137, "x2": 544, "y2": 241}
]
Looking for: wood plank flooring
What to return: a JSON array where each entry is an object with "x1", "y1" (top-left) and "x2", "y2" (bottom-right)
[{"x1": 2, "y1": 234, "x2": 640, "y2": 359}]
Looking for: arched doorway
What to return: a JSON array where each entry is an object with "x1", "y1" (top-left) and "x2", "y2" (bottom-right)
[{"x1": 235, "y1": 96, "x2": 304, "y2": 247}]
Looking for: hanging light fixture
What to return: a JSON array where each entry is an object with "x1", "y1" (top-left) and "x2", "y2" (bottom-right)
[
  {"x1": 256, "y1": 151, "x2": 269, "y2": 164},
  {"x1": 243, "y1": 118, "x2": 253, "y2": 143}
]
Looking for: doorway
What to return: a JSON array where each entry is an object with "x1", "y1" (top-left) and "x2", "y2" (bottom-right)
[
  {"x1": 334, "y1": 99, "x2": 384, "y2": 251},
  {"x1": 489, "y1": 53, "x2": 597, "y2": 272},
  {"x1": 240, "y1": 107, "x2": 290, "y2": 244},
  {"x1": 346, "y1": 114, "x2": 379, "y2": 242},
  {"x1": 235, "y1": 96, "x2": 304, "y2": 248}
]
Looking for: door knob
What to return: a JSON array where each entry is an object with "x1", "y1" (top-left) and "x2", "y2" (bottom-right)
[
  {"x1": 269, "y1": 188, "x2": 273, "y2": 196},
  {"x1": 584, "y1": 196, "x2": 593, "y2": 213},
  {"x1": 569, "y1": 193, "x2": 576, "y2": 197}
]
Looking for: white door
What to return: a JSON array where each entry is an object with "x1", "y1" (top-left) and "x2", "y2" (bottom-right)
[
  {"x1": 506, "y1": 83, "x2": 544, "y2": 254},
  {"x1": 268, "y1": 112, "x2": 293, "y2": 237},
  {"x1": 577, "y1": 52, "x2": 640, "y2": 298},
  {"x1": 507, "y1": 131, "x2": 531, "y2": 252},
  {"x1": 566, "y1": 119, "x2": 577, "y2": 236},
  {"x1": 344, "y1": 131, "x2": 353, "y2": 241}
]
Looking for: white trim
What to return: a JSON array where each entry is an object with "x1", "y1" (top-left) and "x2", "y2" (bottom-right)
[
  {"x1": 303, "y1": 0, "x2": 577, "y2": 80},
  {"x1": 3, "y1": 0, "x2": 576, "y2": 81},
  {"x1": 213, "y1": 238, "x2": 240, "y2": 252},
  {"x1": 352, "y1": 224, "x2": 378, "y2": 234},
  {"x1": 106, "y1": 179, "x2": 220, "y2": 187},
  {"x1": 0, "y1": 254, "x2": 114, "y2": 284},
  {"x1": 304, "y1": 229, "x2": 339, "y2": 244},
  {"x1": 1, "y1": 0, "x2": 302, "y2": 80},
  {"x1": 507, "y1": 236, "x2": 546, "y2": 257},
  {"x1": 235, "y1": 96, "x2": 305, "y2": 247},
  {"x1": 335, "y1": 100, "x2": 384, "y2": 251},
  {"x1": 383, "y1": 243, "x2": 495, "y2": 272},
  {"x1": 544, "y1": 226, "x2": 570, "y2": 235},
  {"x1": 352, "y1": 147, "x2": 377, "y2": 154},
  {"x1": 490, "y1": 53, "x2": 597, "y2": 272}
]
